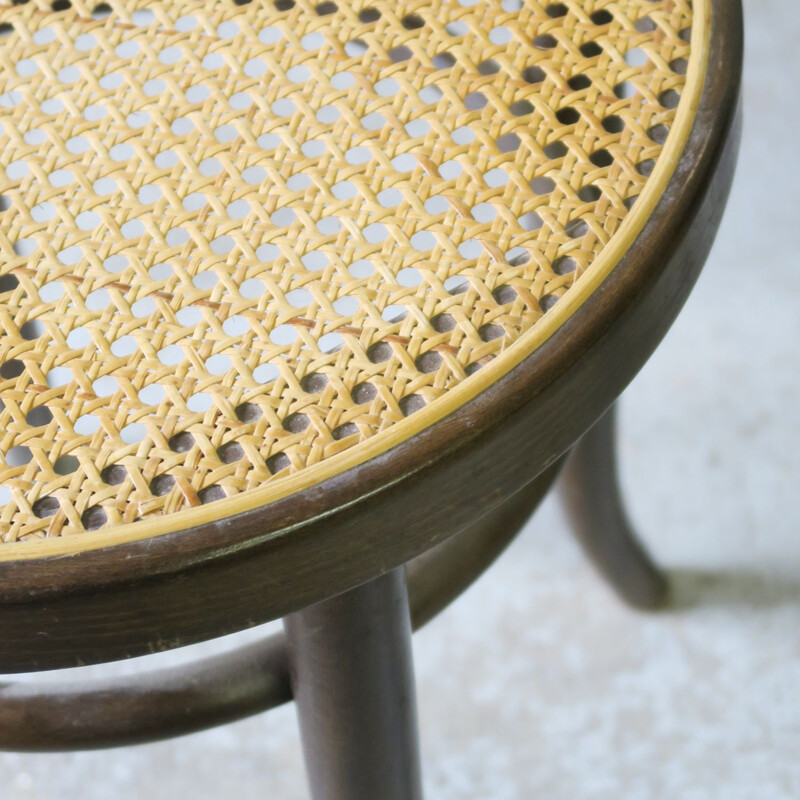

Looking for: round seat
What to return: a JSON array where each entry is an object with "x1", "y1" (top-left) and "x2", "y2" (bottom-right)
[{"x1": 0, "y1": 0, "x2": 740, "y2": 672}]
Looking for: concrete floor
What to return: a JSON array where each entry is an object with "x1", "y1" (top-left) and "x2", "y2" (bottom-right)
[{"x1": 2, "y1": 0, "x2": 798, "y2": 796}]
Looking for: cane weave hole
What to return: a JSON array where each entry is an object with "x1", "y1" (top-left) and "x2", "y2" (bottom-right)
[{"x1": 0, "y1": 0, "x2": 696, "y2": 542}]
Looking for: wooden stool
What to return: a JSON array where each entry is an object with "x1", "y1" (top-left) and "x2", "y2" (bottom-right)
[{"x1": 0, "y1": 0, "x2": 741, "y2": 795}]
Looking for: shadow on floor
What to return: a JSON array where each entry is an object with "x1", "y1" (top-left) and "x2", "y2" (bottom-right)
[{"x1": 667, "y1": 567, "x2": 800, "y2": 611}]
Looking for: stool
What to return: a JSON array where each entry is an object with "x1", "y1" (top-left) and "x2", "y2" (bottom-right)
[{"x1": 0, "y1": 0, "x2": 742, "y2": 795}]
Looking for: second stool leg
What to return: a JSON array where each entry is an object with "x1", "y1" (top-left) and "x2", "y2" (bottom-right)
[
  {"x1": 559, "y1": 403, "x2": 668, "y2": 610},
  {"x1": 284, "y1": 568, "x2": 423, "y2": 800}
]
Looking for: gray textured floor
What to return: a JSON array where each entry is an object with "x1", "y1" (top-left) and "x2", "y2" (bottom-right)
[{"x1": 3, "y1": 1, "x2": 799, "y2": 797}]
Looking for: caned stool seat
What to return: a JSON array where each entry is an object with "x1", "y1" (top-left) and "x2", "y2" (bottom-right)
[
  {"x1": 0, "y1": 0, "x2": 741, "y2": 789},
  {"x1": 2, "y1": 0, "x2": 701, "y2": 545}
]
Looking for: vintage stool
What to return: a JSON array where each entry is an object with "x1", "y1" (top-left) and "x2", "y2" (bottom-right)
[{"x1": 0, "y1": 0, "x2": 741, "y2": 795}]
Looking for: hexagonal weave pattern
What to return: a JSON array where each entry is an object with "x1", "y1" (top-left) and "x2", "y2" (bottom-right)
[{"x1": 0, "y1": 0, "x2": 694, "y2": 541}]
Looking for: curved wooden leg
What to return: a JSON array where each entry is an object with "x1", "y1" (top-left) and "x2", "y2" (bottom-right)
[
  {"x1": 559, "y1": 404, "x2": 668, "y2": 610},
  {"x1": 284, "y1": 568, "x2": 424, "y2": 800}
]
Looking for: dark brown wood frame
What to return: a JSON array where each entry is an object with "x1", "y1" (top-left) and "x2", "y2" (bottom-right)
[
  {"x1": 0, "y1": 459, "x2": 561, "y2": 751},
  {"x1": 0, "y1": 0, "x2": 743, "y2": 675},
  {"x1": 285, "y1": 568, "x2": 424, "y2": 800}
]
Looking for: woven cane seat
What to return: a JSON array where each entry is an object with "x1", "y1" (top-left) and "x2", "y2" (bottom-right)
[{"x1": 0, "y1": 0, "x2": 704, "y2": 550}]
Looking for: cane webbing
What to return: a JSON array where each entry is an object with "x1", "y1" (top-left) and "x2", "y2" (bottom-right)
[{"x1": 0, "y1": 0, "x2": 698, "y2": 544}]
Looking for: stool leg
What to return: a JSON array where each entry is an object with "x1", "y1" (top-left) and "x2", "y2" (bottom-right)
[
  {"x1": 284, "y1": 568, "x2": 424, "y2": 800},
  {"x1": 559, "y1": 404, "x2": 668, "y2": 610}
]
